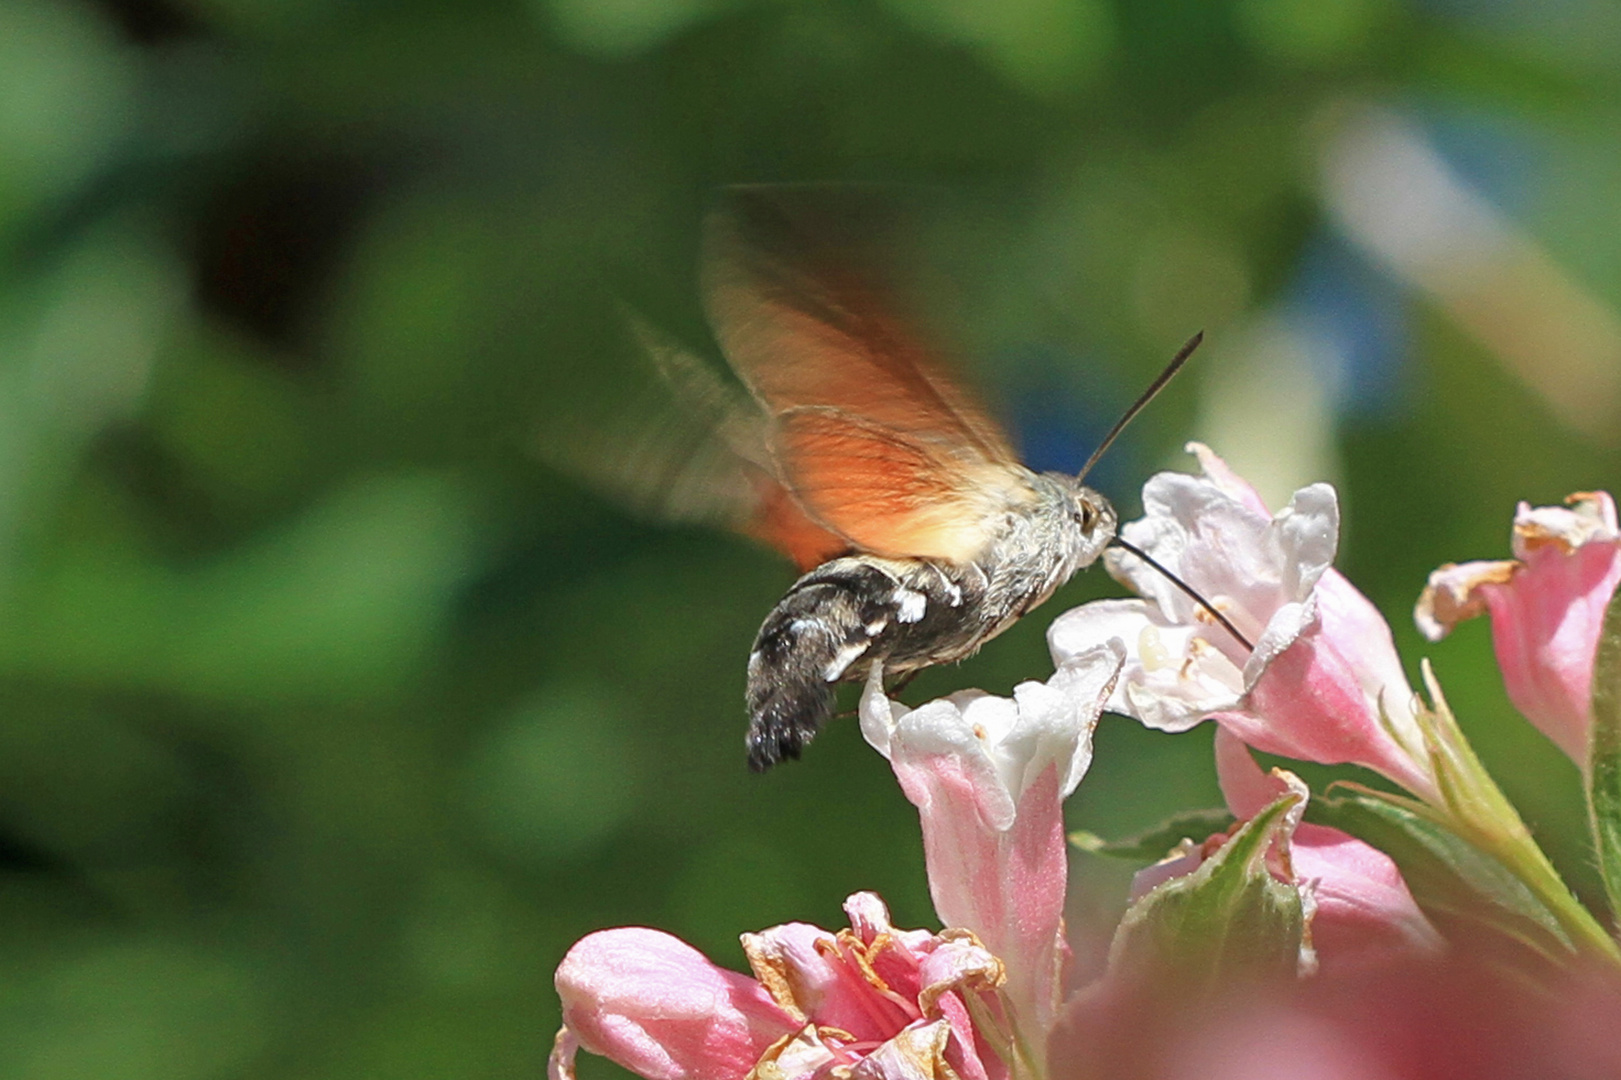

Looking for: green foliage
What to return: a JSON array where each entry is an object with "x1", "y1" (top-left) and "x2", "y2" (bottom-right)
[
  {"x1": 1307, "y1": 787, "x2": 1576, "y2": 964},
  {"x1": 1589, "y1": 576, "x2": 1621, "y2": 921},
  {"x1": 1070, "y1": 808, "x2": 1235, "y2": 861}
]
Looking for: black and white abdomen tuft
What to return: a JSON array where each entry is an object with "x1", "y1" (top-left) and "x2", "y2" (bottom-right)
[{"x1": 743, "y1": 556, "x2": 989, "y2": 770}]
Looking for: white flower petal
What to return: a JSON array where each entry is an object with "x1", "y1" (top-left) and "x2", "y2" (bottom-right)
[
  {"x1": 1512, "y1": 491, "x2": 1619, "y2": 557},
  {"x1": 1241, "y1": 597, "x2": 1317, "y2": 689},
  {"x1": 861, "y1": 642, "x2": 1123, "y2": 826},
  {"x1": 1050, "y1": 599, "x2": 1244, "y2": 732},
  {"x1": 1273, "y1": 483, "x2": 1339, "y2": 598}
]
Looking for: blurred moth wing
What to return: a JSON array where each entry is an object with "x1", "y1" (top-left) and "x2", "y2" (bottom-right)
[
  {"x1": 533, "y1": 311, "x2": 848, "y2": 571},
  {"x1": 542, "y1": 187, "x2": 1129, "y2": 769},
  {"x1": 701, "y1": 189, "x2": 1032, "y2": 564}
]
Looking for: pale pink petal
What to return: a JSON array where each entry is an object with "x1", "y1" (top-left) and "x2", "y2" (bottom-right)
[
  {"x1": 554, "y1": 928, "x2": 796, "y2": 1080},
  {"x1": 859, "y1": 642, "x2": 1122, "y2": 1050},
  {"x1": 1215, "y1": 583, "x2": 1435, "y2": 800},
  {"x1": 547, "y1": 1026, "x2": 580, "y2": 1080},
  {"x1": 1213, "y1": 726, "x2": 1285, "y2": 819},
  {"x1": 884, "y1": 751, "x2": 1067, "y2": 1038},
  {"x1": 1128, "y1": 842, "x2": 1205, "y2": 901},
  {"x1": 1049, "y1": 599, "x2": 1245, "y2": 732},
  {"x1": 1291, "y1": 825, "x2": 1444, "y2": 968}
]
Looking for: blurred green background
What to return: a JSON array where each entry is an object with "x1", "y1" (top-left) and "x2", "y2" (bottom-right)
[{"x1": 2, "y1": 0, "x2": 1621, "y2": 1075}]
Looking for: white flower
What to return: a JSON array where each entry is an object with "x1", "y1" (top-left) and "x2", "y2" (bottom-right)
[
  {"x1": 1049, "y1": 443, "x2": 1436, "y2": 801},
  {"x1": 858, "y1": 639, "x2": 1124, "y2": 1054}
]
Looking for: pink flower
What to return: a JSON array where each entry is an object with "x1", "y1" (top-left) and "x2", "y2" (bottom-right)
[
  {"x1": 1415, "y1": 492, "x2": 1621, "y2": 765},
  {"x1": 550, "y1": 892, "x2": 1011, "y2": 1080},
  {"x1": 1048, "y1": 443, "x2": 1438, "y2": 801},
  {"x1": 859, "y1": 641, "x2": 1125, "y2": 1053},
  {"x1": 1208, "y1": 729, "x2": 1441, "y2": 971}
]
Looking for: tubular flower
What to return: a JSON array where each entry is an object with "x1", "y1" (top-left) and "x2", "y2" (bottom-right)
[
  {"x1": 1415, "y1": 492, "x2": 1621, "y2": 766},
  {"x1": 860, "y1": 640, "x2": 1124, "y2": 1052},
  {"x1": 550, "y1": 892, "x2": 1013, "y2": 1080},
  {"x1": 1048, "y1": 443, "x2": 1438, "y2": 802}
]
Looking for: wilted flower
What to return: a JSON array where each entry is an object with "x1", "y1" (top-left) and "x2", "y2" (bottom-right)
[
  {"x1": 1048, "y1": 443, "x2": 1437, "y2": 801},
  {"x1": 859, "y1": 640, "x2": 1125, "y2": 1055},
  {"x1": 1416, "y1": 492, "x2": 1621, "y2": 765},
  {"x1": 550, "y1": 892, "x2": 1012, "y2": 1080}
]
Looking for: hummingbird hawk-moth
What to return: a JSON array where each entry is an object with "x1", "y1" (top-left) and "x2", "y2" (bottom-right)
[{"x1": 548, "y1": 189, "x2": 1211, "y2": 770}]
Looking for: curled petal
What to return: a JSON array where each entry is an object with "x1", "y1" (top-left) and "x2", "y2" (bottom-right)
[
  {"x1": 555, "y1": 928, "x2": 796, "y2": 1080},
  {"x1": 743, "y1": 920, "x2": 915, "y2": 1042},
  {"x1": 548, "y1": 1026, "x2": 580, "y2": 1080},
  {"x1": 1104, "y1": 468, "x2": 1336, "y2": 654},
  {"x1": 1415, "y1": 492, "x2": 1621, "y2": 764},
  {"x1": 843, "y1": 891, "x2": 939, "y2": 955},
  {"x1": 1513, "y1": 491, "x2": 1619, "y2": 556},
  {"x1": 850, "y1": 1020, "x2": 956, "y2": 1080},
  {"x1": 1414, "y1": 560, "x2": 1518, "y2": 641},
  {"x1": 861, "y1": 642, "x2": 1123, "y2": 822},
  {"x1": 1050, "y1": 599, "x2": 1244, "y2": 733},
  {"x1": 915, "y1": 933, "x2": 1005, "y2": 1017}
]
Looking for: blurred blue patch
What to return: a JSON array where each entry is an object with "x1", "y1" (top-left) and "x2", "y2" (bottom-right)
[
  {"x1": 1417, "y1": 106, "x2": 1544, "y2": 217},
  {"x1": 1002, "y1": 344, "x2": 1134, "y2": 490},
  {"x1": 1284, "y1": 232, "x2": 1408, "y2": 419}
]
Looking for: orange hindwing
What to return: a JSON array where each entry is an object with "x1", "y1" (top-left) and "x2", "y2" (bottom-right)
[{"x1": 703, "y1": 188, "x2": 1026, "y2": 564}]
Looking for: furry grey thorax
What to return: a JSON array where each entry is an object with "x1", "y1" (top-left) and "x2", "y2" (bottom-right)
[{"x1": 744, "y1": 471, "x2": 1117, "y2": 770}]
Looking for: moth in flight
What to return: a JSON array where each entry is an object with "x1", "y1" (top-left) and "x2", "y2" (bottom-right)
[{"x1": 548, "y1": 189, "x2": 1219, "y2": 770}]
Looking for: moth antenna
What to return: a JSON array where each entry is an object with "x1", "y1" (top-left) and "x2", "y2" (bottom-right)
[
  {"x1": 1076, "y1": 331, "x2": 1203, "y2": 486},
  {"x1": 1110, "y1": 536, "x2": 1254, "y2": 652}
]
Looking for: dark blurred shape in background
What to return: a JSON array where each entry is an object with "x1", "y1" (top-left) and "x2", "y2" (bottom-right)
[{"x1": 1, "y1": 0, "x2": 1619, "y2": 1075}]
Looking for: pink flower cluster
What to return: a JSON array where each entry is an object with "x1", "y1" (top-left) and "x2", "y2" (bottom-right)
[
  {"x1": 548, "y1": 447, "x2": 1621, "y2": 1080},
  {"x1": 551, "y1": 892, "x2": 1011, "y2": 1080}
]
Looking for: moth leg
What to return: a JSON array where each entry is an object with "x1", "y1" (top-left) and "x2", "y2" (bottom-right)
[{"x1": 884, "y1": 669, "x2": 920, "y2": 697}]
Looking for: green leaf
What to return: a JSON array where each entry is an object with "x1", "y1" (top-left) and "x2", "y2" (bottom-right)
[
  {"x1": 1070, "y1": 808, "x2": 1236, "y2": 861},
  {"x1": 1108, "y1": 789, "x2": 1303, "y2": 989},
  {"x1": 1589, "y1": 583, "x2": 1621, "y2": 918},
  {"x1": 1307, "y1": 786, "x2": 1574, "y2": 964}
]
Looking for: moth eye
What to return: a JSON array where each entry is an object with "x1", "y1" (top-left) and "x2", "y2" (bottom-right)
[{"x1": 1075, "y1": 502, "x2": 1097, "y2": 531}]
